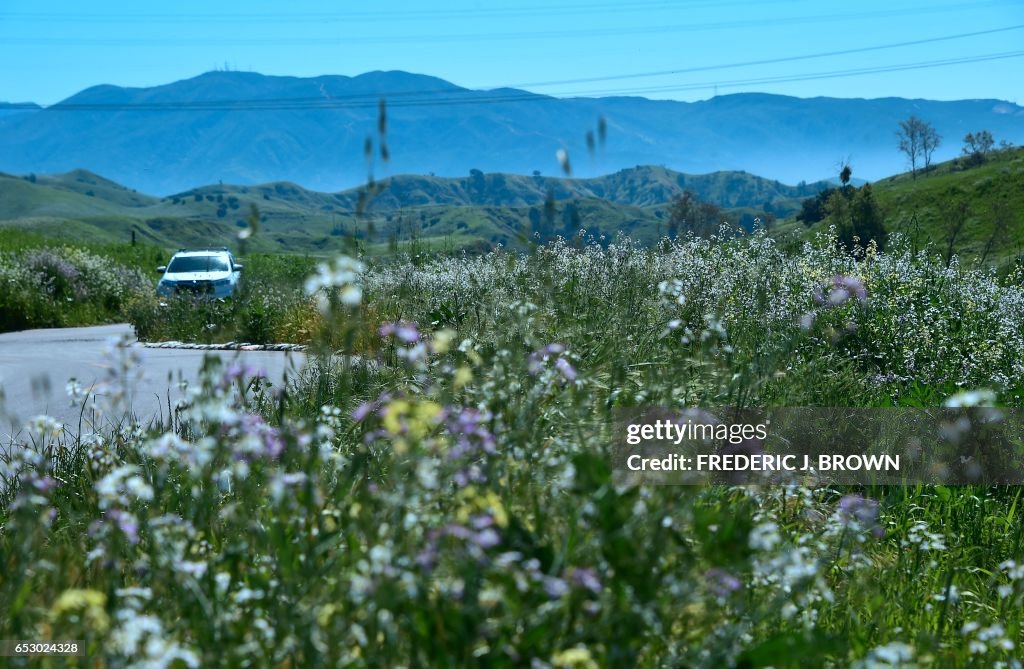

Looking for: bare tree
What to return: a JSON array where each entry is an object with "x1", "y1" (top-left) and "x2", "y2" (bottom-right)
[
  {"x1": 921, "y1": 123, "x2": 941, "y2": 171},
  {"x1": 962, "y1": 130, "x2": 995, "y2": 166},
  {"x1": 897, "y1": 117, "x2": 922, "y2": 178},
  {"x1": 667, "y1": 191, "x2": 720, "y2": 238},
  {"x1": 897, "y1": 116, "x2": 940, "y2": 179}
]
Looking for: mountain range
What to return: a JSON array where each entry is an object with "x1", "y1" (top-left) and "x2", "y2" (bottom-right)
[{"x1": 0, "y1": 71, "x2": 1022, "y2": 194}]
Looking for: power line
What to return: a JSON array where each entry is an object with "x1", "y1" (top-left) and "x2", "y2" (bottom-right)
[
  {"x1": 8, "y1": 25, "x2": 1013, "y2": 110},
  {"x1": 504, "y1": 24, "x2": 1024, "y2": 89},
  {"x1": 18, "y1": 49, "x2": 1023, "y2": 113},
  {"x1": 560, "y1": 50, "x2": 1024, "y2": 97},
  {"x1": 0, "y1": 0, "x2": 990, "y2": 23},
  {"x1": 0, "y1": 1, "x2": 771, "y2": 23},
  {"x1": 0, "y1": 1, "x2": 1014, "y2": 46}
]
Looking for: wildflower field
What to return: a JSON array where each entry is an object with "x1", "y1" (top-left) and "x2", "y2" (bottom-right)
[
  {"x1": 0, "y1": 232, "x2": 154, "y2": 333},
  {"x1": 4, "y1": 229, "x2": 1024, "y2": 667}
]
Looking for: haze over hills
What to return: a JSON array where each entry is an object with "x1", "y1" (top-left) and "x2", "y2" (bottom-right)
[
  {"x1": 1, "y1": 70, "x2": 1022, "y2": 194},
  {"x1": 0, "y1": 102, "x2": 41, "y2": 119}
]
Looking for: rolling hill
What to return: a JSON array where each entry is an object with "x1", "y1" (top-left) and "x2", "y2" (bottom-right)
[
  {"x1": 0, "y1": 166, "x2": 821, "y2": 253},
  {"x1": 4, "y1": 148, "x2": 1021, "y2": 265},
  {"x1": 1, "y1": 70, "x2": 1022, "y2": 194},
  {"x1": 774, "y1": 146, "x2": 1024, "y2": 266}
]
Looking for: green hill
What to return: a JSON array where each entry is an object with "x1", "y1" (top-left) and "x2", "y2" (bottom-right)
[
  {"x1": 0, "y1": 167, "x2": 822, "y2": 254},
  {"x1": 873, "y1": 147, "x2": 1024, "y2": 265},
  {"x1": 5, "y1": 153, "x2": 1020, "y2": 262},
  {"x1": 321, "y1": 166, "x2": 823, "y2": 212},
  {"x1": 774, "y1": 147, "x2": 1024, "y2": 267}
]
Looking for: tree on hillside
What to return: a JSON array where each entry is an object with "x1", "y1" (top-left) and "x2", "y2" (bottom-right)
[
  {"x1": 827, "y1": 184, "x2": 887, "y2": 252},
  {"x1": 896, "y1": 116, "x2": 940, "y2": 179},
  {"x1": 921, "y1": 124, "x2": 941, "y2": 171},
  {"x1": 667, "y1": 191, "x2": 695, "y2": 239},
  {"x1": 839, "y1": 163, "x2": 853, "y2": 190},
  {"x1": 667, "y1": 191, "x2": 721, "y2": 239},
  {"x1": 797, "y1": 188, "x2": 838, "y2": 226},
  {"x1": 961, "y1": 130, "x2": 995, "y2": 166}
]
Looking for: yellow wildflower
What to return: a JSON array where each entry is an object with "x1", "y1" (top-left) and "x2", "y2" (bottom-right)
[
  {"x1": 50, "y1": 589, "x2": 109, "y2": 632},
  {"x1": 552, "y1": 646, "x2": 599, "y2": 669}
]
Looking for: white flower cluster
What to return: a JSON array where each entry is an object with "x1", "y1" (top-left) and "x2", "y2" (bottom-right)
[{"x1": 304, "y1": 255, "x2": 366, "y2": 313}]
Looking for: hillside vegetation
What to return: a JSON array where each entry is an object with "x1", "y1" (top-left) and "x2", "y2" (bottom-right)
[
  {"x1": 775, "y1": 146, "x2": 1024, "y2": 267},
  {"x1": 0, "y1": 166, "x2": 822, "y2": 254},
  {"x1": 874, "y1": 146, "x2": 1024, "y2": 265},
  {"x1": 4, "y1": 146, "x2": 1021, "y2": 265}
]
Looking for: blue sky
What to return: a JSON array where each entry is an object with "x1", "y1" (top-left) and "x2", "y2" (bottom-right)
[{"x1": 1, "y1": 0, "x2": 1022, "y2": 105}]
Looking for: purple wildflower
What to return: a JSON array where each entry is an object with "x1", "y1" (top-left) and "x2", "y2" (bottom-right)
[
  {"x1": 704, "y1": 567, "x2": 742, "y2": 597},
  {"x1": 352, "y1": 392, "x2": 392, "y2": 422},
  {"x1": 567, "y1": 568, "x2": 603, "y2": 594},
  {"x1": 443, "y1": 524, "x2": 472, "y2": 541},
  {"x1": 223, "y1": 363, "x2": 267, "y2": 385},
  {"x1": 351, "y1": 401, "x2": 375, "y2": 422},
  {"x1": 32, "y1": 475, "x2": 58, "y2": 493},
  {"x1": 474, "y1": 528, "x2": 501, "y2": 549},
  {"x1": 417, "y1": 515, "x2": 503, "y2": 572},
  {"x1": 107, "y1": 509, "x2": 140, "y2": 544},
  {"x1": 829, "y1": 275, "x2": 868, "y2": 306},
  {"x1": 471, "y1": 515, "x2": 494, "y2": 530},
  {"x1": 232, "y1": 413, "x2": 284, "y2": 459},
  {"x1": 543, "y1": 576, "x2": 569, "y2": 599},
  {"x1": 555, "y1": 357, "x2": 577, "y2": 382},
  {"x1": 838, "y1": 494, "x2": 881, "y2": 529},
  {"x1": 24, "y1": 249, "x2": 86, "y2": 299},
  {"x1": 528, "y1": 343, "x2": 578, "y2": 382},
  {"x1": 415, "y1": 545, "x2": 438, "y2": 570},
  {"x1": 380, "y1": 321, "x2": 420, "y2": 343},
  {"x1": 453, "y1": 465, "x2": 487, "y2": 488},
  {"x1": 446, "y1": 407, "x2": 496, "y2": 460},
  {"x1": 396, "y1": 324, "x2": 420, "y2": 343},
  {"x1": 528, "y1": 343, "x2": 565, "y2": 374}
]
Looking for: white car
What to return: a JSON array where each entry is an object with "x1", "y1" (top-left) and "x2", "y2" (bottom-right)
[{"x1": 156, "y1": 248, "x2": 243, "y2": 298}]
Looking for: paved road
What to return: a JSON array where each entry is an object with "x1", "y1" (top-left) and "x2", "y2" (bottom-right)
[{"x1": 0, "y1": 324, "x2": 305, "y2": 441}]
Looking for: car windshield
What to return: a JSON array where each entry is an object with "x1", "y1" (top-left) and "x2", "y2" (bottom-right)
[{"x1": 167, "y1": 255, "x2": 230, "y2": 273}]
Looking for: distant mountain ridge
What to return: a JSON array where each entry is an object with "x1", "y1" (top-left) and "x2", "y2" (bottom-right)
[
  {"x1": 0, "y1": 101, "x2": 41, "y2": 119},
  {"x1": 1, "y1": 70, "x2": 1022, "y2": 194}
]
